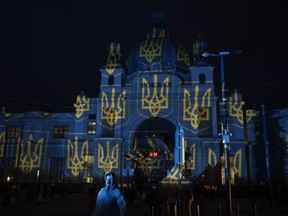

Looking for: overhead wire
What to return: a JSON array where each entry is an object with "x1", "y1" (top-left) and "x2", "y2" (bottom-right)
[{"x1": 1, "y1": 95, "x2": 73, "y2": 111}]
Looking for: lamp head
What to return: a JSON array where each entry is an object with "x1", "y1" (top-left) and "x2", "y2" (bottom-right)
[{"x1": 202, "y1": 52, "x2": 209, "y2": 57}]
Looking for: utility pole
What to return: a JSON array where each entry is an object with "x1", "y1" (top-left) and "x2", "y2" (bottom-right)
[
  {"x1": 261, "y1": 103, "x2": 275, "y2": 214},
  {"x1": 16, "y1": 123, "x2": 24, "y2": 183},
  {"x1": 175, "y1": 122, "x2": 185, "y2": 216},
  {"x1": 0, "y1": 125, "x2": 8, "y2": 184},
  {"x1": 203, "y1": 50, "x2": 242, "y2": 216}
]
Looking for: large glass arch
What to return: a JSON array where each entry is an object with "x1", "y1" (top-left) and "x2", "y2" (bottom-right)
[{"x1": 129, "y1": 117, "x2": 176, "y2": 182}]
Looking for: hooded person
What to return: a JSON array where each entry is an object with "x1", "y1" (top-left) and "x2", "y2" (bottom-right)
[{"x1": 94, "y1": 172, "x2": 127, "y2": 216}]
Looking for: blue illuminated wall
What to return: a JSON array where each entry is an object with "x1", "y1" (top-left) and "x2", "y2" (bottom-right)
[{"x1": 2, "y1": 12, "x2": 284, "y2": 186}]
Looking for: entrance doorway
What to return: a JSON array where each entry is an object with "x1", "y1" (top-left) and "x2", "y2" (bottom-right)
[{"x1": 130, "y1": 117, "x2": 176, "y2": 183}]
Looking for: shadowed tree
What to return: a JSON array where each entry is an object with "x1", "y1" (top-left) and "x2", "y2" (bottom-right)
[{"x1": 252, "y1": 102, "x2": 286, "y2": 184}]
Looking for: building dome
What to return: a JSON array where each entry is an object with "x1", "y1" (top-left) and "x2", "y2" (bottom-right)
[
  {"x1": 126, "y1": 11, "x2": 190, "y2": 75},
  {"x1": 192, "y1": 34, "x2": 209, "y2": 66}
]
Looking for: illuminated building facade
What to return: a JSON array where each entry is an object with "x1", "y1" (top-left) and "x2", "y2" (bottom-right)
[{"x1": 1, "y1": 12, "x2": 285, "y2": 186}]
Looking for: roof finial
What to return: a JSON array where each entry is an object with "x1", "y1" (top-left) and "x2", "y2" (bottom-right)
[{"x1": 149, "y1": 11, "x2": 167, "y2": 38}]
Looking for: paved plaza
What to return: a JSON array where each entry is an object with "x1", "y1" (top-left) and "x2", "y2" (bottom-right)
[{"x1": 0, "y1": 190, "x2": 288, "y2": 216}]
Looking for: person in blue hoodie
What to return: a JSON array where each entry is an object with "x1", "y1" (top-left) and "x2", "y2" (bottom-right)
[{"x1": 94, "y1": 172, "x2": 126, "y2": 216}]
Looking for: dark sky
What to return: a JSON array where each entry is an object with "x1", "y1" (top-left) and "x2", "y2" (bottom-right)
[{"x1": 1, "y1": 0, "x2": 287, "y2": 112}]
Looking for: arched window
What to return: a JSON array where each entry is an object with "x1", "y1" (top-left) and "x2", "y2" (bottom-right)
[
  {"x1": 108, "y1": 75, "x2": 114, "y2": 85},
  {"x1": 199, "y1": 73, "x2": 206, "y2": 84}
]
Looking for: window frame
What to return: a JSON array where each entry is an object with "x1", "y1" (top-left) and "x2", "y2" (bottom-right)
[
  {"x1": 53, "y1": 126, "x2": 68, "y2": 139},
  {"x1": 87, "y1": 122, "x2": 96, "y2": 135}
]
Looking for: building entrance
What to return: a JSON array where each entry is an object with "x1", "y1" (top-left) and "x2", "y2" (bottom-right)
[{"x1": 128, "y1": 118, "x2": 176, "y2": 183}]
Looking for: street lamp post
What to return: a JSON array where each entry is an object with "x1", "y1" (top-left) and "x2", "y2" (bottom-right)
[
  {"x1": 203, "y1": 50, "x2": 242, "y2": 216},
  {"x1": 0, "y1": 125, "x2": 9, "y2": 184}
]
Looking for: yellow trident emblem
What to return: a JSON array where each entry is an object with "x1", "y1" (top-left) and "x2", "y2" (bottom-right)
[
  {"x1": 105, "y1": 41, "x2": 121, "y2": 74},
  {"x1": 208, "y1": 148, "x2": 217, "y2": 168},
  {"x1": 1, "y1": 107, "x2": 11, "y2": 118},
  {"x1": 166, "y1": 166, "x2": 185, "y2": 182},
  {"x1": 229, "y1": 91, "x2": 257, "y2": 124},
  {"x1": 17, "y1": 134, "x2": 44, "y2": 174},
  {"x1": 229, "y1": 91, "x2": 245, "y2": 124},
  {"x1": 234, "y1": 149, "x2": 242, "y2": 177},
  {"x1": 131, "y1": 140, "x2": 160, "y2": 176},
  {"x1": 246, "y1": 109, "x2": 257, "y2": 124},
  {"x1": 138, "y1": 159, "x2": 160, "y2": 176},
  {"x1": 67, "y1": 136, "x2": 89, "y2": 176},
  {"x1": 186, "y1": 143, "x2": 196, "y2": 170},
  {"x1": 139, "y1": 28, "x2": 165, "y2": 63},
  {"x1": 177, "y1": 45, "x2": 190, "y2": 67},
  {"x1": 98, "y1": 141, "x2": 118, "y2": 173},
  {"x1": 183, "y1": 85, "x2": 211, "y2": 129},
  {"x1": 74, "y1": 94, "x2": 90, "y2": 118},
  {"x1": 0, "y1": 131, "x2": 5, "y2": 157},
  {"x1": 142, "y1": 75, "x2": 169, "y2": 117},
  {"x1": 102, "y1": 88, "x2": 126, "y2": 126}
]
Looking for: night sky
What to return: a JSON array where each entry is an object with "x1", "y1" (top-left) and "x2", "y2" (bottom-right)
[{"x1": 1, "y1": 0, "x2": 287, "y2": 112}]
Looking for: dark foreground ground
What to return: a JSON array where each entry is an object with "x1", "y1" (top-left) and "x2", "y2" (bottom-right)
[{"x1": 0, "y1": 190, "x2": 288, "y2": 216}]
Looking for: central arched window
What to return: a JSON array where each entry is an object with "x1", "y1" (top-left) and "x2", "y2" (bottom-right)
[
  {"x1": 199, "y1": 73, "x2": 206, "y2": 84},
  {"x1": 108, "y1": 75, "x2": 114, "y2": 85}
]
